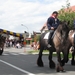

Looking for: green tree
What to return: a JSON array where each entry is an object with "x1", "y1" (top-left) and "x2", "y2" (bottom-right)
[
  {"x1": 36, "y1": 35, "x2": 40, "y2": 42},
  {"x1": 58, "y1": 0, "x2": 75, "y2": 29}
]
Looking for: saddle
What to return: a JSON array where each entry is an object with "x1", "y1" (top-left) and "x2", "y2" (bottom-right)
[{"x1": 44, "y1": 31, "x2": 55, "y2": 40}]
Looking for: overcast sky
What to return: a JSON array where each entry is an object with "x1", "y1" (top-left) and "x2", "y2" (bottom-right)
[{"x1": 0, "y1": 0, "x2": 75, "y2": 34}]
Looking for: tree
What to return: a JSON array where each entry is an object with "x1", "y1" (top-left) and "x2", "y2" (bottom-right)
[{"x1": 58, "y1": 0, "x2": 75, "y2": 29}]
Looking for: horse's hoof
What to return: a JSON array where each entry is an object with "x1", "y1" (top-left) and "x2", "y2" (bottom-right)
[
  {"x1": 56, "y1": 64, "x2": 65, "y2": 72},
  {"x1": 61, "y1": 69, "x2": 66, "y2": 72},
  {"x1": 50, "y1": 64, "x2": 55, "y2": 69},
  {"x1": 71, "y1": 60, "x2": 75, "y2": 65},
  {"x1": 37, "y1": 58, "x2": 44, "y2": 67},
  {"x1": 0, "y1": 50, "x2": 3, "y2": 55},
  {"x1": 56, "y1": 68, "x2": 65, "y2": 72},
  {"x1": 37, "y1": 62, "x2": 44, "y2": 67},
  {"x1": 56, "y1": 66, "x2": 60, "y2": 72},
  {"x1": 49, "y1": 61, "x2": 55, "y2": 69}
]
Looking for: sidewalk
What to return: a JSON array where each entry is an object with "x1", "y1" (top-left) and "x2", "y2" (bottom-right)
[
  {"x1": 4, "y1": 47, "x2": 25, "y2": 53},
  {"x1": 4, "y1": 45, "x2": 36, "y2": 53},
  {"x1": 4, "y1": 45, "x2": 50, "y2": 54}
]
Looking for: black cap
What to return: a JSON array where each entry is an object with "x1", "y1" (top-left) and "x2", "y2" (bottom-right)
[{"x1": 52, "y1": 11, "x2": 58, "y2": 14}]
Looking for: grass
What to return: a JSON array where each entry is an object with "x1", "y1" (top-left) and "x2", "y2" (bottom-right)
[
  {"x1": 27, "y1": 50, "x2": 48, "y2": 53},
  {"x1": 27, "y1": 50, "x2": 73, "y2": 58}
]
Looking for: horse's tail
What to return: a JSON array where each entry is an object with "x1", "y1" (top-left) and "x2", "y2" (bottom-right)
[
  {"x1": 37, "y1": 35, "x2": 41, "y2": 50},
  {"x1": 38, "y1": 32, "x2": 46, "y2": 50},
  {"x1": 74, "y1": 34, "x2": 75, "y2": 47}
]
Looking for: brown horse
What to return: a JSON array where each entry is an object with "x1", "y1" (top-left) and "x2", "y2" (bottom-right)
[
  {"x1": 0, "y1": 34, "x2": 6, "y2": 55},
  {"x1": 68, "y1": 30, "x2": 75, "y2": 65},
  {"x1": 37, "y1": 21, "x2": 70, "y2": 72}
]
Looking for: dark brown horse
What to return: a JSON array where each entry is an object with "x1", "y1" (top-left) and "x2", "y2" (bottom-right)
[
  {"x1": 37, "y1": 21, "x2": 70, "y2": 72},
  {"x1": 68, "y1": 30, "x2": 75, "y2": 65},
  {"x1": 0, "y1": 34, "x2": 6, "y2": 55}
]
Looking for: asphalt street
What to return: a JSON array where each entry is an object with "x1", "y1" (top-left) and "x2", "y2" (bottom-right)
[{"x1": 0, "y1": 47, "x2": 75, "y2": 75}]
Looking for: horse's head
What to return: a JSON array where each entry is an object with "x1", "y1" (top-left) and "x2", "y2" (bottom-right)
[{"x1": 58, "y1": 21, "x2": 70, "y2": 40}]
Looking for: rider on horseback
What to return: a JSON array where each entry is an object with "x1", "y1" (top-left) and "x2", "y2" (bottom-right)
[{"x1": 47, "y1": 11, "x2": 60, "y2": 48}]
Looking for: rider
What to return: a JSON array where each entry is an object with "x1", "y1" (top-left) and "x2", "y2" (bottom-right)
[{"x1": 47, "y1": 11, "x2": 60, "y2": 47}]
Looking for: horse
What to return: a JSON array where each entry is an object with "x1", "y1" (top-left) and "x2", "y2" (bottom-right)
[
  {"x1": 37, "y1": 21, "x2": 70, "y2": 72},
  {"x1": 68, "y1": 30, "x2": 75, "y2": 65},
  {"x1": 0, "y1": 34, "x2": 6, "y2": 55}
]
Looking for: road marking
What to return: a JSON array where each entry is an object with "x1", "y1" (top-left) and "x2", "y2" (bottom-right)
[
  {"x1": 0, "y1": 59, "x2": 35, "y2": 75},
  {"x1": 3, "y1": 52, "x2": 28, "y2": 56},
  {"x1": 10, "y1": 53, "x2": 19, "y2": 55},
  {"x1": 3, "y1": 53, "x2": 9, "y2": 55}
]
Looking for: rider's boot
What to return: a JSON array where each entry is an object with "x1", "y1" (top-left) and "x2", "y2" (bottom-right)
[{"x1": 47, "y1": 34, "x2": 52, "y2": 48}]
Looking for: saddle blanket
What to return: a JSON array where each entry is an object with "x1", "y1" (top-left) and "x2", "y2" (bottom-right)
[
  {"x1": 44, "y1": 32, "x2": 50, "y2": 39},
  {"x1": 72, "y1": 32, "x2": 75, "y2": 38}
]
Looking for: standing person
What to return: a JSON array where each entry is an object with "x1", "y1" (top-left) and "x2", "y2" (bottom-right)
[
  {"x1": 47, "y1": 11, "x2": 60, "y2": 47},
  {"x1": 73, "y1": 19, "x2": 75, "y2": 30}
]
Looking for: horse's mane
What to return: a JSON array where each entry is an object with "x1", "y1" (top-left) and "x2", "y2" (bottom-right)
[{"x1": 56, "y1": 21, "x2": 70, "y2": 44}]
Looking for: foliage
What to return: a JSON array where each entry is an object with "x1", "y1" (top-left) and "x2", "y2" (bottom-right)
[
  {"x1": 36, "y1": 35, "x2": 40, "y2": 41},
  {"x1": 31, "y1": 34, "x2": 41, "y2": 42},
  {"x1": 58, "y1": 0, "x2": 75, "y2": 29}
]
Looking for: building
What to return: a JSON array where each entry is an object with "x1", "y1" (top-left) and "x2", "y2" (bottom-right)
[
  {"x1": 40, "y1": 5, "x2": 75, "y2": 33},
  {"x1": 40, "y1": 22, "x2": 48, "y2": 33}
]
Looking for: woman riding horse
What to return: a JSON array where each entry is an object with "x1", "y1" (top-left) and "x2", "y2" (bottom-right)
[{"x1": 37, "y1": 21, "x2": 70, "y2": 72}]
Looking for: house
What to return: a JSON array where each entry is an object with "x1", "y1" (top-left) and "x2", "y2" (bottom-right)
[
  {"x1": 40, "y1": 5, "x2": 75, "y2": 33},
  {"x1": 40, "y1": 22, "x2": 48, "y2": 33},
  {"x1": 59, "y1": 5, "x2": 75, "y2": 13}
]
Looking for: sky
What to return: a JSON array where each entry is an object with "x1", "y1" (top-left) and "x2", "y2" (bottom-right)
[{"x1": 0, "y1": 0, "x2": 75, "y2": 34}]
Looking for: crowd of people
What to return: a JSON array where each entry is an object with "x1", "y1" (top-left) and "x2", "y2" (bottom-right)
[
  {"x1": 4, "y1": 39, "x2": 40, "y2": 50},
  {"x1": 31, "y1": 41, "x2": 40, "y2": 50},
  {"x1": 4, "y1": 39, "x2": 23, "y2": 49}
]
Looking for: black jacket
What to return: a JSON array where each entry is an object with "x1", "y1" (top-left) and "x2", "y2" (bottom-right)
[{"x1": 47, "y1": 17, "x2": 59, "y2": 30}]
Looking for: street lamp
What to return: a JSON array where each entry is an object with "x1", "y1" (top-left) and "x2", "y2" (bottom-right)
[
  {"x1": 21, "y1": 24, "x2": 30, "y2": 38},
  {"x1": 21, "y1": 24, "x2": 29, "y2": 33}
]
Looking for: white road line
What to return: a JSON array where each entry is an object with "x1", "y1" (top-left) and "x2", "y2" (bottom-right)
[
  {"x1": 10, "y1": 53, "x2": 19, "y2": 55},
  {"x1": 3, "y1": 53, "x2": 9, "y2": 55},
  {"x1": 3, "y1": 53, "x2": 27, "y2": 55},
  {"x1": 20, "y1": 53, "x2": 27, "y2": 55},
  {"x1": 0, "y1": 59, "x2": 35, "y2": 75}
]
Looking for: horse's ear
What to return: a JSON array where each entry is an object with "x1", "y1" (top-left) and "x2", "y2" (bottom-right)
[
  {"x1": 59, "y1": 21, "x2": 63, "y2": 24},
  {"x1": 63, "y1": 20, "x2": 70, "y2": 25}
]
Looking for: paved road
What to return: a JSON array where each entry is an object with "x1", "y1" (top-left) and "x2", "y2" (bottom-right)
[{"x1": 0, "y1": 47, "x2": 75, "y2": 75}]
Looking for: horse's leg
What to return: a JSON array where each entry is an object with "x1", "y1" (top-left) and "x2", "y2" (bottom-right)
[
  {"x1": 37, "y1": 47, "x2": 44, "y2": 67},
  {"x1": 61, "y1": 52, "x2": 66, "y2": 66},
  {"x1": 71, "y1": 34, "x2": 75, "y2": 65},
  {"x1": 48, "y1": 50, "x2": 55, "y2": 69},
  {"x1": 0, "y1": 48, "x2": 3, "y2": 55},
  {"x1": 71, "y1": 50, "x2": 75, "y2": 65},
  {"x1": 56, "y1": 51, "x2": 64, "y2": 72}
]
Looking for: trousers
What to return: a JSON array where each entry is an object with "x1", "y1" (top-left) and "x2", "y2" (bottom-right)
[{"x1": 48, "y1": 30, "x2": 54, "y2": 45}]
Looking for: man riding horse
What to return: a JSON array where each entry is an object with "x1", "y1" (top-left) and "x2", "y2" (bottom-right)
[{"x1": 47, "y1": 11, "x2": 60, "y2": 48}]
